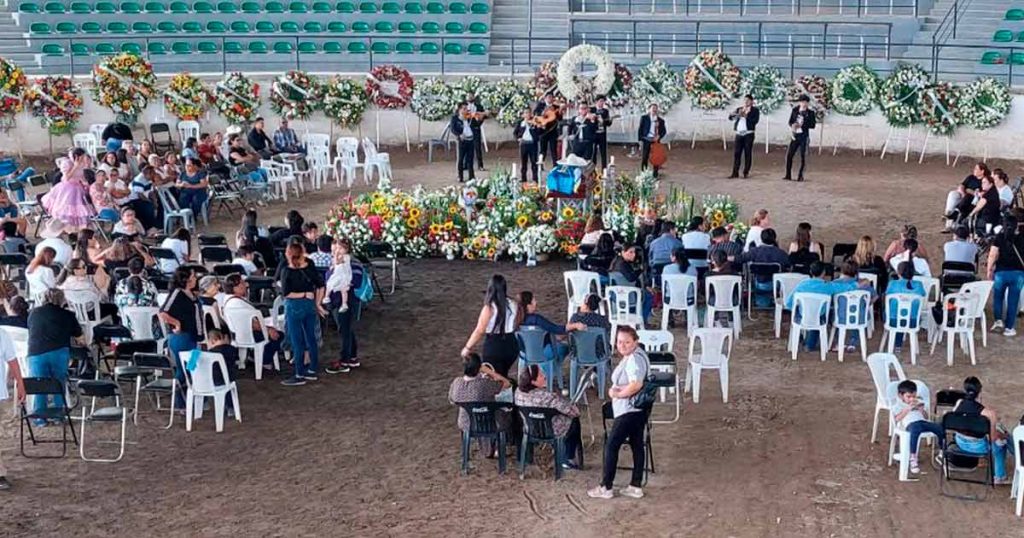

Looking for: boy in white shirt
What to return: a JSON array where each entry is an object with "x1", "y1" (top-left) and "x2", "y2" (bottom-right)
[
  {"x1": 232, "y1": 245, "x2": 260, "y2": 276},
  {"x1": 891, "y1": 380, "x2": 944, "y2": 475},
  {"x1": 0, "y1": 328, "x2": 25, "y2": 490}
]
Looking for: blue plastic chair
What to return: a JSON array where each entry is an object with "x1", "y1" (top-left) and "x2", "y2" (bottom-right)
[
  {"x1": 569, "y1": 327, "x2": 610, "y2": 400},
  {"x1": 516, "y1": 327, "x2": 563, "y2": 391}
]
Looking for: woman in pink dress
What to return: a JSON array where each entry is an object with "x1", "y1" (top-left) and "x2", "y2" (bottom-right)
[{"x1": 41, "y1": 148, "x2": 95, "y2": 236}]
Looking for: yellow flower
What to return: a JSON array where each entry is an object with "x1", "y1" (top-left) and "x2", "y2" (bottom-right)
[
  {"x1": 593, "y1": 184, "x2": 603, "y2": 196},
  {"x1": 444, "y1": 221, "x2": 454, "y2": 231},
  {"x1": 448, "y1": 205, "x2": 458, "y2": 215},
  {"x1": 516, "y1": 215, "x2": 529, "y2": 228},
  {"x1": 714, "y1": 210, "x2": 725, "y2": 221},
  {"x1": 472, "y1": 238, "x2": 482, "y2": 249},
  {"x1": 429, "y1": 223, "x2": 441, "y2": 235},
  {"x1": 409, "y1": 207, "x2": 421, "y2": 219},
  {"x1": 539, "y1": 211, "x2": 553, "y2": 222},
  {"x1": 402, "y1": 199, "x2": 412, "y2": 209},
  {"x1": 466, "y1": 252, "x2": 476, "y2": 260},
  {"x1": 487, "y1": 248, "x2": 496, "y2": 258},
  {"x1": 561, "y1": 206, "x2": 575, "y2": 219}
]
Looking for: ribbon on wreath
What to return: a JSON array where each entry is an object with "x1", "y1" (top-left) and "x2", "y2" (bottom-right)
[
  {"x1": 925, "y1": 87, "x2": 956, "y2": 126},
  {"x1": 96, "y1": 64, "x2": 152, "y2": 98},
  {"x1": 688, "y1": 56, "x2": 732, "y2": 97},
  {"x1": 214, "y1": 81, "x2": 257, "y2": 110}
]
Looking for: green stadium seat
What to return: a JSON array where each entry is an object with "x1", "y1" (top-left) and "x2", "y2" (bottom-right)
[
  {"x1": 375, "y1": 21, "x2": 393, "y2": 33},
  {"x1": 71, "y1": 2, "x2": 92, "y2": 13},
  {"x1": 71, "y1": 43, "x2": 90, "y2": 55},
  {"x1": 242, "y1": 1, "x2": 259, "y2": 11},
  {"x1": 120, "y1": 1, "x2": 141, "y2": 13},
  {"x1": 198, "y1": 41, "x2": 219, "y2": 53},
  {"x1": 304, "y1": 21, "x2": 323, "y2": 32},
  {"x1": 43, "y1": 1, "x2": 65, "y2": 13},
  {"x1": 29, "y1": 22, "x2": 51, "y2": 35},
  {"x1": 347, "y1": 41, "x2": 367, "y2": 53},
  {"x1": 256, "y1": 21, "x2": 277, "y2": 32},
  {"x1": 95, "y1": 1, "x2": 116, "y2": 12},
  {"x1": 121, "y1": 42, "x2": 143, "y2": 54},
  {"x1": 449, "y1": 2, "x2": 466, "y2": 13},
  {"x1": 398, "y1": 21, "x2": 416, "y2": 33},
  {"x1": 381, "y1": 1, "x2": 399, "y2": 12},
  {"x1": 55, "y1": 22, "x2": 76, "y2": 33},
  {"x1": 273, "y1": 41, "x2": 294, "y2": 53},
  {"x1": 144, "y1": 1, "x2": 163, "y2": 11},
  {"x1": 1007, "y1": 8, "x2": 1024, "y2": 21},
  {"x1": 980, "y1": 51, "x2": 1004, "y2": 64},
  {"x1": 107, "y1": 21, "x2": 129, "y2": 33},
  {"x1": 404, "y1": 2, "x2": 421, "y2": 12},
  {"x1": 443, "y1": 42, "x2": 461, "y2": 54},
  {"x1": 371, "y1": 41, "x2": 389, "y2": 53},
  {"x1": 232, "y1": 21, "x2": 251, "y2": 32},
  {"x1": 352, "y1": 21, "x2": 370, "y2": 33},
  {"x1": 336, "y1": 0, "x2": 354, "y2": 11},
  {"x1": 445, "y1": 22, "x2": 463, "y2": 34},
  {"x1": 170, "y1": 0, "x2": 188, "y2": 11},
  {"x1": 469, "y1": 22, "x2": 487, "y2": 34},
  {"x1": 312, "y1": 1, "x2": 330, "y2": 11},
  {"x1": 207, "y1": 20, "x2": 227, "y2": 32},
  {"x1": 395, "y1": 41, "x2": 413, "y2": 53},
  {"x1": 82, "y1": 21, "x2": 102, "y2": 33},
  {"x1": 172, "y1": 42, "x2": 191, "y2": 54},
  {"x1": 419, "y1": 41, "x2": 438, "y2": 53},
  {"x1": 182, "y1": 21, "x2": 202, "y2": 33},
  {"x1": 289, "y1": 1, "x2": 306, "y2": 11},
  {"x1": 298, "y1": 41, "x2": 318, "y2": 53},
  {"x1": 467, "y1": 42, "x2": 485, "y2": 55},
  {"x1": 994, "y1": 29, "x2": 1014, "y2": 42},
  {"x1": 280, "y1": 21, "x2": 300, "y2": 32},
  {"x1": 265, "y1": 0, "x2": 283, "y2": 11},
  {"x1": 248, "y1": 41, "x2": 268, "y2": 53},
  {"x1": 157, "y1": 21, "x2": 177, "y2": 32},
  {"x1": 18, "y1": 3, "x2": 40, "y2": 13},
  {"x1": 193, "y1": 1, "x2": 213, "y2": 12},
  {"x1": 148, "y1": 42, "x2": 167, "y2": 54},
  {"x1": 132, "y1": 21, "x2": 153, "y2": 33},
  {"x1": 224, "y1": 41, "x2": 243, "y2": 53},
  {"x1": 358, "y1": 1, "x2": 375, "y2": 12},
  {"x1": 422, "y1": 21, "x2": 440, "y2": 33},
  {"x1": 425, "y1": 1, "x2": 442, "y2": 13},
  {"x1": 1011, "y1": 52, "x2": 1024, "y2": 65},
  {"x1": 218, "y1": 1, "x2": 236, "y2": 11},
  {"x1": 323, "y1": 41, "x2": 343, "y2": 53},
  {"x1": 41, "y1": 43, "x2": 63, "y2": 55},
  {"x1": 470, "y1": 1, "x2": 487, "y2": 13},
  {"x1": 95, "y1": 43, "x2": 116, "y2": 55},
  {"x1": 1018, "y1": 31, "x2": 1024, "y2": 42},
  {"x1": 327, "y1": 21, "x2": 346, "y2": 32}
]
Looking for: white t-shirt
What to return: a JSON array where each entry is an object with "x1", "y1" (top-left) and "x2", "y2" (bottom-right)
[
  {"x1": 888, "y1": 252, "x2": 932, "y2": 278},
  {"x1": 36, "y1": 237, "x2": 72, "y2": 266},
  {"x1": 611, "y1": 349, "x2": 648, "y2": 417},
  {"x1": 891, "y1": 399, "x2": 925, "y2": 428},
  {"x1": 999, "y1": 184, "x2": 1013, "y2": 206},
  {"x1": 681, "y1": 231, "x2": 711, "y2": 251},
  {"x1": 735, "y1": 116, "x2": 748, "y2": 135},
  {"x1": 160, "y1": 237, "x2": 189, "y2": 274},
  {"x1": 0, "y1": 329, "x2": 16, "y2": 401},
  {"x1": 744, "y1": 225, "x2": 765, "y2": 252},
  {"x1": 232, "y1": 257, "x2": 258, "y2": 275},
  {"x1": 27, "y1": 266, "x2": 56, "y2": 297},
  {"x1": 110, "y1": 179, "x2": 131, "y2": 205},
  {"x1": 519, "y1": 121, "x2": 533, "y2": 143}
]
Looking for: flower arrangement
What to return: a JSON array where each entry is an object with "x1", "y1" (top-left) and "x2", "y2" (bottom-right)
[
  {"x1": 90, "y1": 53, "x2": 156, "y2": 124},
  {"x1": 530, "y1": 60, "x2": 561, "y2": 100},
  {"x1": 729, "y1": 222, "x2": 750, "y2": 245},
  {"x1": 366, "y1": 65, "x2": 414, "y2": 109},
  {"x1": 701, "y1": 194, "x2": 739, "y2": 229},
  {"x1": 830, "y1": 64, "x2": 880, "y2": 116},
  {"x1": 664, "y1": 184, "x2": 696, "y2": 227},
  {"x1": 880, "y1": 63, "x2": 930, "y2": 127},
  {"x1": 738, "y1": 64, "x2": 788, "y2": 113},
  {"x1": 629, "y1": 60, "x2": 685, "y2": 112},
  {"x1": 508, "y1": 224, "x2": 558, "y2": 258},
  {"x1": 788, "y1": 75, "x2": 831, "y2": 120},
  {"x1": 959, "y1": 78, "x2": 1012, "y2": 130},
  {"x1": 458, "y1": 76, "x2": 483, "y2": 96},
  {"x1": 555, "y1": 215, "x2": 586, "y2": 257},
  {"x1": 270, "y1": 70, "x2": 322, "y2": 120},
  {"x1": 497, "y1": 83, "x2": 534, "y2": 127},
  {"x1": 324, "y1": 213, "x2": 373, "y2": 254},
  {"x1": 557, "y1": 44, "x2": 616, "y2": 103},
  {"x1": 463, "y1": 231, "x2": 502, "y2": 260},
  {"x1": 163, "y1": 72, "x2": 211, "y2": 121},
  {"x1": 920, "y1": 82, "x2": 961, "y2": 136},
  {"x1": 214, "y1": 73, "x2": 261, "y2": 126},
  {"x1": 607, "y1": 63, "x2": 634, "y2": 109},
  {"x1": 25, "y1": 75, "x2": 82, "y2": 135},
  {"x1": 426, "y1": 219, "x2": 464, "y2": 258},
  {"x1": 0, "y1": 57, "x2": 27, "y2": 121},
  {"x1": 323, "y1": 77, "x2": 369, "y2": 128},
  {"x1": 411, "y1": 77, "x2": 459, "y2": 122},
  {"x1": 683, "y1": 49, "x2": 742, "y2": 110}
]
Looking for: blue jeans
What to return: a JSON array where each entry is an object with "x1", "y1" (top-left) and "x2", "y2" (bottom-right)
[
  {"x1": 794, "y1": 309, "x2": 827, "y2": 351},
  {"x1": 993, "y1": 270, "x2": 1024, "y2": 330},
  {"x1": 955, "y1": 433, "x2": 1008, "y2": 479},
  {"x1": 248, "y1": 169, "x2": 269, "y2": 183},
  {"x1": 178, "y1": 188, "x2": 208, "y2": 217},
  {"x1": 285, "y1": 298, "x2": 319, "y2": 377},
  {"x1": 166, "y1": 332, "x2": 197, "y2": 408},
  {"x1": 907, "y1": 420, "x2": 944, "y2": 454},
  {"x1": 27, "y1": 347, "x2": 70, "y2": 419},
  {"x1": 754, "y1": 279, "x2": 773, "y2": 308}
]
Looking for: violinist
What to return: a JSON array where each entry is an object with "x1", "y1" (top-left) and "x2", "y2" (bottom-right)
[
  {"x1": 783, "y1": 94, "x2": 816, "y2": 182},
  {"x1": 449, "y1": 102, "x2": 480, "y2": 183},
  {"x1": 465, "y1": 92, "x2": 486, "y2": 171},
  {"x1": 569, "y1": 102, "x2": 598, "y2": 162},
  {"x1": 533, "y1": 94, "x2": 561, "y2": 168},
  {"x1": 514, "y1": 109, "x2": 543, "y2": 183},
  {"x1": 591, "y1": 95, "x2": 613, "y2": 169},
  {"x1": 728, "y1": 94, "x2": 760, "y2": 179},
  {"x1": 637, "y1": 103, "x2": 666, "y2": 178}
]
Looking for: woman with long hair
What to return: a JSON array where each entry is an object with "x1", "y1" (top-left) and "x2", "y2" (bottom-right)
[
  {"x1": 952, "y1": 376, "x2": 1011, "y2": 484},
  {"x1": 236, "y1": 208, "x2": 275, "y2": 268},
  {"x1": 848, "y1": 235, "x2": 888, "y2": 292},
  {"x1": 581, "y1": 214, "x2": 607, "y2": 245},
  {"x1": 884, "y1": 257, "x2": 927, "y2": 349},
  {"x1": 277, "y1": 237, "x2": 326, "y2": 386},
  {"x1": 325, "y1": 238, "x2": 362, "y2": 374},
  {"x1": 461, "y1": 274, "x2": 519, "y2": 378},
  {"x1": 987, "y1": 215, "x2": 1024, "y2": 336},
  {"x1": 744, "y1": 208, "x2": 770, "y2": 251},
  {"x1": 883, "y1": 224, "x2": 929, "y2": 263},
  {"x1": 788, "y1": 222, "x2": 823, "y2": 256},
  {"x1": 888, "y1": 237, "x2": 931, "y2": 277},
  {"x1": 56, "y1": 257, "x2": 118, "y2": 320},
  {"x1": 158, "y1": 266, "x2": 203, "y2": 407}
]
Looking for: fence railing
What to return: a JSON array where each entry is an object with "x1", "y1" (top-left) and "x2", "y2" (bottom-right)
[{"x1": 568, "y1": 0, "x2": 920, "y2": 16}]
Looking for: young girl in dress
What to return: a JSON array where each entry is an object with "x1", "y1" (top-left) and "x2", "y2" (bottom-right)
[
  {"x1": 41, "y1": 148, "x2": 94, "y2": 236},
  {"x1": 325, "y1": 237, "x2": 352, "y2": 313}
]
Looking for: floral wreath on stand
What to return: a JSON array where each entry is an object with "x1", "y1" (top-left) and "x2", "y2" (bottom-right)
[
  {"x1": 323, "y1": 77, "x2": 369, "y2": 129},
  {"x1": 270, "y1": 70, "x2": 322, "y2": 120},
  {"x1": 214, "y1": 72, "x2": 261, "y2": 126},
  {"x1": 737, "y1": 64, "x2": 788, "y2": 113},
  {"x1": 959, "y1": 77, "x2": 1012, "y2": 130},
  {"x1": 25, "y1": 75, "x2": 83, "y2": 136},
  {"x1": 830, "y1": 64, "x2": 880, "y2": 116},
  {"x1": 163, "y1": 72, "x2": 212, "y2": 121},
  {"x1": 787, "y1": 74, "x2": 831, "y2": 120},
  {"x1": 628, "y1": 59, "x2": 685, "y2": 112},
  {"x1": 366, "y1": 65, "x2": 414, "y2": 109},
  {"x1": 880, "y1": 63, "x2": 930, "y2": 127},
  {"x1": 90, "y1": 53, "x2": 156, "y2": 125},
  {"x1": 0, "y1": 57, "x2": 27, "y2": 131},
  {"x1": 920, "y1": 82, "x2": 961, "y2": 136},
  {"x1": 477, "y1": 79, "x2": 533, "y2": 127},
  {"x1": 458, "y1": 76, "x2": 483, "y2": 97},
  {"x1": 556, "y1": 44, "x2": 616, "y2": 103},
  {"x1": 411, "y1": 77, "x2": 459, "y2": 122},
  {"x1": 606, "y1": 63, "x2": 633, "y2": 109},
  {"x1": 683, "y1": 49, "x2": 742, "y2": 110}
]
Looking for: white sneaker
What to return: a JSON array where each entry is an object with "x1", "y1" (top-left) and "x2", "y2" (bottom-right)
[
  {"x1": 991, "y1": 320, "x2": 1005, "y2": 332},
  {"x1": 910, "y1": 457, "x2": 920, "y2": 475},
  {"x1": 1004, "y1": 328, "x2": 1017, "y2": 337},
  {"x1": 587, "y1": 486, "x2": 614, "y2": 499},
  {"x1": 619, "y1": 485, "x2": 644, "y2": 499}
]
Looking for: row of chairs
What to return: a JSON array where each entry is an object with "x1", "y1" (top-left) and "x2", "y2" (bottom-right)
[{"x1": 20, "y1": 0, "x2": 491, "y2": 14}]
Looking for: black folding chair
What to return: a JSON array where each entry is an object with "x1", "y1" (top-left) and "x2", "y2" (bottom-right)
[
  {"x1": 940, "y1": 411, "x2": 994, "y2": 500},
  {"x1": 200, "y1": 245, "x2": 233, "y2": 265},
  {"x1": 213, "y1": 264, "x2": 247, "y2": 277},
  {"x1": 148, "y1": 247, "x2": 179, "y2": 275},
  {"x1": 934, "y1": 389, "x2": 966, "y2": 418},
  {"x1": 245, "y1": 275, "x2": 278, "y2": 307},
  {"x1": 0, "y1": 252, "x2": 29, "y2": 293},
  {"x1": 831, "y1": 243, "x2": 857, "y2": 266},
  {"x1": 149, "y1": 122, "x2": 175, "y2": 154},
  {"x1": 601, "y1": 401, "x2": 654, "y2": 485},
  {"x1": 19, "y1": 377, "x2": 78, "y2": 458},
  {"x1": 456, "y1": 401, "x2": 513, "y2": 475},
  {"x1": 365, "y1": 241, "x2": 400, "y2": 296},
  {"x1": 940, "y1": 261, "x2": 977, "y2": 293},
  {"x1": 197, "y1": 233, "x2": 227, "y2": 246},
  {"x1": 126, "y1": 352, "x2": 180, "y2": 428},
  {"x1": 517, "y1": 406, "x2": 579, "y2": 480}
]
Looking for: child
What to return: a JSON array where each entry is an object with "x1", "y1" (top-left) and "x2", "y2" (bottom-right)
[
  {"x1": 232, "y1": 244, "x2": 260, "y2": 276},
  {"x1": 310, "y1": 234, "x2": 333, "y2": 268},
  {"x1": 325, "y1": 237, "x2": 353, "y2": 313},
  {"x1": 205, "y1": 329, "x2": 240, "y2": 417},
  {"x1": 0, "y1": 221, "x2": 27, "y2": 254},
  {"x1": 891, "y1": 380, "x2": 944, "y2": 475}
]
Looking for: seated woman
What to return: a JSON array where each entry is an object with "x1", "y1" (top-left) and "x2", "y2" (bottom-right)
[
  {"x1": 26, "y1": 247, "x2": 57, "y2": 301},
  {"x1": 709, "y1": 249, "x2": 736, "y2": 276},
  {"x1": 161, "y1": 153, "x2": 181, "y2": 184},
  {"x1": 966, "y1": 173, "x2": 1002, "y2": 236},
  {"x1": 448, "y1": 353, "x2": 511, "y2": 437},
  {"x1": 518, "y1": 291, "x2": 586, "y2": 362},
  {"x1": 112, "y1": 207, "x2": 147, "y2": 239},
  {"x1": 609, "y1": 244, "x2": 653, "y2": 322},
  {"x1": 993, "y1": 168, "x2": 1014, "y2": 209},
  {"x1": 579, "y1": 233, "x2": 616, "y2": 275},
  {"x1": 661, "y1": 248, "x2": 697, "y2": 318},
  {"x1": 160, "y1": 228, "x2": 192, "y2": 274},
  {"x1": 99, "y1": 236, "x2": 155, "y2": 273},
  {"x1": 56, "y1": 258, "x2": 119, "y2": 321},
  {"x1": 88, "y1": 169, "x2": 121, "y2": 222},
  {"x1": 0, "y1": 296, "x2": 29, "y2": 328},
  {"x1": 788, "y1": 222, "x2": 823, "y2": 267},
  {"x1": 883, "y1": 224, "x2": 929, "y2": 263},
  {"x1": 952, "y1": 376, "x2": 1011, "y2": 485},
  {"x1": 176, "y1": 157, "x2": 209, "y2": 218},
  {"x1": 516, "y1": 363, "x2": 583, "y2": 470},
  {"x1": 570, "y1": 293, "x2": 611, "y2": 331},
  {"x1": 0, "y1": 190, "x2": 28, "y2": 237},
  {"x1": 884, "y1": 260, "x2": 928, "y2": 349},
  {"x1": 848, "y1": 235, "x2": 887, "y2": 273},
  {"x1": 198, "y1": 275, "x2": 226, "y2": 334},
  {"x1": 888, "y1": 238, "x2": 931, "y2": 277}
]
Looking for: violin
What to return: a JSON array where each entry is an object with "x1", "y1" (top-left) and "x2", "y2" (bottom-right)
[{"x1": 461, "y1": 110, "x2": 488, "y2": 122}]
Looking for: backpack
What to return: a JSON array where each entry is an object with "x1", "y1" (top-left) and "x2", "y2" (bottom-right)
[{"x1": 352, "y1": 262, "x2": 374, "y2": 304}]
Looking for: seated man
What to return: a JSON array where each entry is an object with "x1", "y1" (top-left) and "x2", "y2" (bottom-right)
[
  {"x1": 944, "y1": 162, "x2": 987, "y2": 229},
  {"x1": 0, "y1": 221, "x2": 27, "y2": 254},
  {"x1": 735, "y1": 228, "x2": 791, "y2": 307},
  {"x1": 247, "y1": 117, "x2": 277, "y2": 159},
  {"x1": 943, "y1": 225, "x2": 979, "y2": 270},
  {"x1": 647, "y1": 221, "x2": 682, "y2": 278},
  {"x1": 784, "y1": 261, "x2": 833, "y2": 351},
  {"x1": 273, "y1": 119, "x2": 306, "y2": 155}
]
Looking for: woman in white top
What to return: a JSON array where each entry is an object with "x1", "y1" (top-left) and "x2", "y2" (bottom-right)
[
  {"x1": 97, "y1": 151, "x2": 129, "y2": 179},
  {"x1": 994, "y1": 168, "x2": 1014, "y2": 208},
  {"x1": 159, "y1": 227, "x2": 191, "y2": 274},
  {"x1": 57, "y1": 258, "x2": 120, "y2": 320},
  {"x1": 26, "y1": 247, "x2": 57, "y2": 302},
  {"x1": 461, "y1": 274, "x2": 519, "y2": 377},
  {"x1": 744, "y1": 208, "x2": 770, "y2": 252}
]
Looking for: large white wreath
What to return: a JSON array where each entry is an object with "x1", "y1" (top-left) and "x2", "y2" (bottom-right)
[{"x1": 557, "y1": 45, "x2": 615, "y2": 102}]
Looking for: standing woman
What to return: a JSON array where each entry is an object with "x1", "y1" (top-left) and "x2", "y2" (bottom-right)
[
  {"x1": 26, "y1": 247, "x2": 57, "y2": 301},
  {"x1": 589, "y1": 326, "x2": 649, "y2": 500},
  {"x1": 158, "y1": 266, "x2": 203, "y2": 408},
  {"x1": 325, "y1": 238, "x2": 362, "y2": 374},
  {"x1": 278, "y1": 237, "x2": 327, "y2": 386},
  {"x1": 987, "y1": 215, "x2": 1024, "y2": 336},
  {"x1": 461, "y1": 274, "x2": 519, "y2": 378}
]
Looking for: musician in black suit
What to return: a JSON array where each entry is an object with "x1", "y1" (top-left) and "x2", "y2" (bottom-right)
[
  {"x1": 514, "y1": 108, "x2": 543, "y2": 183},
  {"x1": 638, "y1": 103, "x2": 667, "y2": 178},
  {"x1": 591, "y1": 95, "x2": 613, "y2": 169},
  {"x1": 533, "y1": 94, "x2": 561, "y2": 167},
  {"x1": 465, "y1": 92, "x2": 486, "y2": 170},
  {"x1": 449, "y1": 102, "x2": 480, "y2": 183},
  {"x1": 783, "y1": 94, "x2": 817, "y2": 182},
  {"x1": 569, "y1": 102, "x2": 599, "y2": 161},
  {"x1": 728, "y1": 94, "x2": 760, "y2": 179}
]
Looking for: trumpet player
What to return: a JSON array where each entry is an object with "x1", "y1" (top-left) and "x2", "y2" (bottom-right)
[
  {"x1": 783, "y1": 94, "x2": 816, "y2": 182},
  {"x1": 728, "y1": 94, "x2": 760, "y2": 179}
]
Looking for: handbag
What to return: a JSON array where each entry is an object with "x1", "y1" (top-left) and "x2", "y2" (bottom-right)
[{"x1": 627, "y1": 352, "x2": 658, "y2": 410}]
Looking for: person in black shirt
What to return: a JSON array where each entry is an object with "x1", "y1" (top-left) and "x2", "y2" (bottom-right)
[
  {"x1": 580, "y1": 233, "x2": 616, "y2": 275},
  {"x1": 591, "y1": 96, "x2": 613, "y2": 169},
  {"x1": 100, "y1": 122, "x2": 133, "y2": 148},
  {"x1": 728, "y1": 94, "x2": 760, "y2": 179},
  {"x1": 449, "y1": 102, "x2": 481, "y2": 183},
  {"x1": 534, "y1": 94, "x2": 562, "y2": 167},
  {"x1": 945, "y1": 162, "x2": 989, "y2": 227},
  {"x1": 269, "y1": 209, "x2": 305, "y2": 247},
  {"x1": 464, "y1": 92, "x2": 487, "y2": 171},
  {"x1": 783, "y1": 95, "x2": 817, "y2": 182},
  {"x1": 278, "y1": 238, "x2": 326, "y2": 386},
  {"x1": 986, "y1": 216, "x2": 1024, "y2": 336},
  {"x1": 246, "y1": 117, "x2": 276, "y2": 159},
  {"x1": 638, "y1": 103, "x2": 667, "y2": 178},
  {"x1": 26, "y1": 289, "x2": 83, "y2": 423},
  {"x1": 159, "y1": 266, "x2": 203, "y2": 407},
  {"x1": 0, "y1": 296, "x2": 28, "y2": 328},
  {"x1": 968, "y1": 174, "x2": 1002, "y2": 236},
  {"x1": 569, "y1": 103, "x2": 599, "y2": 161}
]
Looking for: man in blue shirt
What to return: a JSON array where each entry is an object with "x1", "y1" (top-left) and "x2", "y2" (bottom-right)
[
  {"x1": 785, "y1": 262, "x2": 832, "y2": 351},
  {"x1": 648, "y1": 221, "x2": 683, "y2": 280}
]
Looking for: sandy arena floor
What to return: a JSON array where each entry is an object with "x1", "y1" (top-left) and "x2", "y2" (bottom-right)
[{"x1": 2, "y1": 140, "x2": 1024, "y2": 537}]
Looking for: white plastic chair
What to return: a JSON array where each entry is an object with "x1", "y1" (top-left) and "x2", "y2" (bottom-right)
[
  {"x1": 178, "y1": 351, "x2": 241, "y2": 433},
  {"x1": 1, "y1": 326, "x2": 28, "y2": 400},
  {"x1": 64, "y1": 291, "x2": 111, "y2": 347},
  {"x1": 606, "y1": 286, "x2": 644, "y2": 341},
  {"x1": 156, "y1": 186, "x2": 196, "y2": 233},
  {"x1": 886, "y1": 379, "x2": 935, "y2": 482},
  {"x1": 89, "y1": 123, "x2": 106, "y2": 145},
  {"x1": 120, "y1": 306, "x2": 165, "y2": 350},
  {"x1": 638, "y1": 329, "x2": 676, "y2": 411},
  {"x1": 858, "y1": 272, "x2": 880, "y2": 338},
  {"x1": 261, "y1": 160, "x2": 300, "y2": 201},
  {"x1": 831, "y1": 290, "x2": 871, "y2": 362},
  {"x1": 1011, "y1": 425, "x2": 1024, "y2": 516},
  {"x1": 332, "y1": 137, "x2": 363, "y2": 188},
  {"x1": 929, "y1": 292, "x2": 978, "y2": 366},
  {"x1": 788, "y1": 292, "x2": 831, "y2": 361},
  {"x1": 705, "y1": 275, "x2": 742, "y2": 338},
  {"x1": 959, "y1": 280, "x2": 993, "y2": 347},
  {"x1": 73, "y1": 133, "x2": 98, "y2": 160},
  {"x1": 879, "y1": 293, "x2": 925, "y2": 365},
  {"x1": 223, "y1": 307, "x2": 282, "y2": 380},
  {"x1": 913, "y1": 275, "x2": 942, "y2": 341},
  {"x1": 867, "y1": 352, "x2": 906, "y2": 443},
  {"x1": 177, "y1": 120, "x2": 200, "y2": 146},
  {"x1": 302, "y1": 132, "x2": 331, "y2": 152},
  {"x1": 361, "y1": 137, "x2": 392, "y2": 187},
  {"x1": 661, "y1": 274, "x2": 697, "y2": 333},
  {"x1": 563, "y1": 270, "x2": 601, "y2": 323},
  {"x1": 773, "y1": 273, "x2": 809, "y2": 339},
  {"x1": 683, "y1": 327, "x2": 732, "y2": 404},
  {"x1": 306, "y1": 146, "x2": 331, "y2": 190}
]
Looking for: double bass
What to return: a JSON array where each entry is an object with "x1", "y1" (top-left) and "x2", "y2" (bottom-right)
[{"x1": 649, "y1": 140, "x2": 668, "y2": 168}]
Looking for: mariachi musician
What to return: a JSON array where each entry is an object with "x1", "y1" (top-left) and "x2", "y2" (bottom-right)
[
  {"x1": 783, "y1": 94, "x2": 816, "y2": 182},
  {"x1": 449, "y1": 101, "x2": 482, "y2": 183},
  {"x1": 568, "y1": 102, "x2": 599, "y2": 162},
  {"x1": 533, "y1": 93, "x2": 562, "y2": 167},
  {"x1": 638, "y1": 102, "x2": 667, "y2": 178},
  {"x1": 514, "y1": 109, "x2": 543, "y2": 183},
  {"x1": 464, "y1": 91, "x2": 486, "y2": 171},
  {"x1": 591, "y1": 95, "x2": 613, "y2": 169}
]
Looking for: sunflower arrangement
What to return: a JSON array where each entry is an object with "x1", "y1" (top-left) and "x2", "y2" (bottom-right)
[
  {"x1": 701, "y1": 194, "x2": 739, "y2": 229},
  {"x1": 214, "y1": 72, "x2": 261, "y2": 126},
  {"x1": 959, "y1": 78, "x2": 1012, "y2": 130},
  {"x1": 788, "y1": 75, "x2": 831, "y2": 121},
  {"x1": 920, "y1": 82, "x2": 961, "y2": 136},
  {"x1": 323, "y1": 77, "x2": 369, "y2": 128},
  {"x1": 25, "y1": 75, "x2": 83, "y2": 135},
  {"x1": 270, "y1": 70, "x2": 323, "y2": 120},
  {"x1": 0, "y1": 57, "x2": 27, "y2": 122},
  {"x1": 90, "y1": 53, "x2": 156, "y2": 124},
  {"x1": 683, "y1": 49, "x2": 742, "y2": 110},
  {"x1": 555, "y1": 215, "x2": 586, "y2": 257},
  {"x1": 463, "y1": 231, "x2": 502, "y2": 260},
  {"x1": 163, "y1": 72, "x2": 212, "y2": 121}
]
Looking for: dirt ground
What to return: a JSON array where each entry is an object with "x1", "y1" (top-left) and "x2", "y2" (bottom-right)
[{"x1": 2, "y1": 139, "x2": 1024, "y2": 537}]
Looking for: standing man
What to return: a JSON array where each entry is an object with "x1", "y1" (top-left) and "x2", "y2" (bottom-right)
[
  {"x1": 591, "y1": 95, "x2": 613, "y2": 169},
  {"x1": 783, "y1": 95, "x2": 816, "y2": 182},
  {"x1": 514, "y1": 109, "x2": 542, "y2": 183},
  {"x1": 533, "y1": 94, "x2": 561, "y2": 168},
  {"x1": 569, "y1": 102, "x2": 598, "y2": 161},
  {"x1": 728, "y1": 94, "x2": 760, "y2": 179},
  {"x1": 638, "y1": 103, "x2": 667, "y2": 178},
  {"x1": 450, "y1": 102, "x2": 478, "y2": 183},
  {"x1": 465, "y1": 92, "x2": 486, "y2": 171}
]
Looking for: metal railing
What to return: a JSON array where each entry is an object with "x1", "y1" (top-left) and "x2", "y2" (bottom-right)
[{"x1": 569, "y1": 0, "x2": 920, "y2": 17}]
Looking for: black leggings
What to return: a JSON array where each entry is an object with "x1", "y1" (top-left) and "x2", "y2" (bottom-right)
[
  {"x1": 602, "y1": 409, "x2": 646, "y2": 489},
  {"x1": 482, "y1": 333, "x2": 518, "y2": 378}
]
